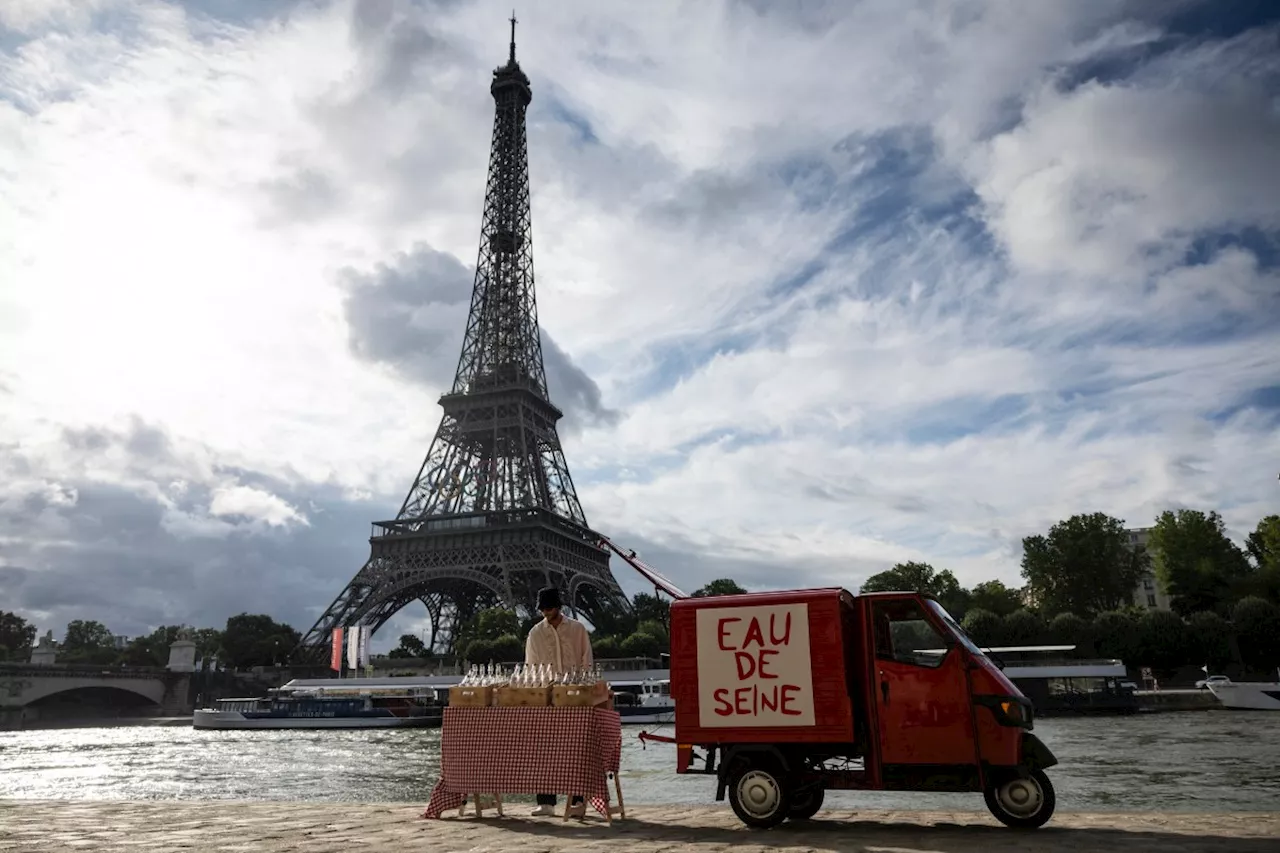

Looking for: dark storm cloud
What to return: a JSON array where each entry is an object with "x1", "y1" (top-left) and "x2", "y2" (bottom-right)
[
  {"x1": 340, "y1": 242, "x2": 620, "y2": 432},
  {"x1": 341, "y1": 242, "x2": 472, "y2": 388},
  {"x1": 541, "y1": 335, "x2": 621, "y2": 430},
  {"x1": 0, "y1": 421, "x2": 382, "y2": 642}
]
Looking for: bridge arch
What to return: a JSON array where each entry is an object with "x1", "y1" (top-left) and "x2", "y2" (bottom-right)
[{"x1": 7, "y1": 674, "x2": 168, "y2": 708}]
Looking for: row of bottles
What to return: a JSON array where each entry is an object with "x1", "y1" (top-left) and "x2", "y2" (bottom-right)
[{"x1": 458, "y1": 662, "x2": 605, "y2": 688}]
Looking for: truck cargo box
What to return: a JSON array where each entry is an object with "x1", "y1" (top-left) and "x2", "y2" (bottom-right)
[{"x1": 670, "y1": 587, "x2": 859, "y2": 745}]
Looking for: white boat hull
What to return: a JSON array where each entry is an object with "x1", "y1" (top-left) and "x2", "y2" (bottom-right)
[
  {"x1": 1207, "y1": 682, "x2": 1280, "y2": 711},
  {"x1": 192, "y1": 710, "x2": 437, "y2": 730}
]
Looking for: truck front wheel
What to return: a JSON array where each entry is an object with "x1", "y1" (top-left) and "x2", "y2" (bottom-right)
[
  {"x1": 983, "y1": 769, "x2": 1056, "y2": 829},
  {"x1": 726, "y1": 760, "x2": 792, "y2": 829}
]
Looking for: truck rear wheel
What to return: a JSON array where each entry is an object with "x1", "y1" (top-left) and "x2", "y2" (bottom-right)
[
  {"x1": 727, "y1": 759, "x2": 792, "y2": 829},
  {"x1": 788, "y1": 785, "x2": 824, "y2": 820},
  {"x1": 983, "y1": 769, "x2": 1055, "y2": 829}
]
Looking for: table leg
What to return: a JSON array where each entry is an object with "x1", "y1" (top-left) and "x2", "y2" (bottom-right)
[{"x1": 611, "y1": 772, "x2": 626, "y2": 820}]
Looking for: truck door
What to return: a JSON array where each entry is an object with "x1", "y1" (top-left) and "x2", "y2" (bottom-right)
[{"x1": 869, "y1": 597, "x2": 978, "y2": 774}]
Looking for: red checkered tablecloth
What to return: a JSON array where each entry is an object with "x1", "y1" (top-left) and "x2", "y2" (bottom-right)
[{"x1": 423, "y1": 706, "x2": 623, "y2": 819}]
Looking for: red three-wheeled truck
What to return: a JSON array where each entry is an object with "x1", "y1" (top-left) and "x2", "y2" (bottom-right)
[{"x1": 634, "y1": 585, "x2": 1059, "y2": 830}]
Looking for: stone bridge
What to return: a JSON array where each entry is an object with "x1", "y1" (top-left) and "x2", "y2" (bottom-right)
[{"x1": 0, "y1": 665, "x2": 192, "y2": 728}]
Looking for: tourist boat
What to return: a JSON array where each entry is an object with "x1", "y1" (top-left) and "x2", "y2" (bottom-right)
[
  {"x1": 192, "y1": 682, "x2": 444, "y2": 729},
  {"x1": 1206, "y1": 677, "x2": 1280, "y2": 711},
  {"x1": 984, "y1": 645, "x2": 1140, "y2": 716},
  {"x1": 608, "y1": 678, "x2": 675, "y2": 725}
]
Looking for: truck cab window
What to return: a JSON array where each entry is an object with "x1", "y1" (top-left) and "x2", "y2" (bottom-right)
[{"x1": 872, "y1": 600, "x2": 949, "y2": 669}]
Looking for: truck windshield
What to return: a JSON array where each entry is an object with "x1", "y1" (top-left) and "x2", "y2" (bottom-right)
[{"x1": 926, "y1": 599, "x2": 986, "y2": 658}]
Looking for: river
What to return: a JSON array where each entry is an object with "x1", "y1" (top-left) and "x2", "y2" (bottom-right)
[{"x1": 1, "y1": 712, "x2": 1276, "y2": 812}]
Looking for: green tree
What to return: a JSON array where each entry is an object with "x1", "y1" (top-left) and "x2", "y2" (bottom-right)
[
  {"x1": 220, "y1": 614, "x2": 301, "y2": 668},
  {"x1": 1021, "y1": 513, "x2": 1149, "y2": 618},
  {"x1": 389, "y1": 633, "x2": 429, "y2": 659},
  {"x1": 0, "y1": 611, "x2": 36, "y2": 662},
  {"x1": 592, "y1": 636, "x2": 621, "y2": 659},
  {"x1": 1046, "y1": 612, "x2": 1093, "y2": 656},
  {"x1": 463, "y1": 638, "x2": 494, "y2": 664},
  {"x1": 1092, "y1": 610, "x2": 1142, "y2": 663},
  {"x1": 1238, "y1": 516, "x2": 1280, "y2": 604},
  {"x1": 620, "y1": 631, "x2": 664, "y2": 660},
  {"x1": 61, "y1": 620, "x2": 117, "y2": 664},
  {"x1": 1135, "y1": 610, "x2": 1190, "y2": 672},
  {"x1": 692, "y1": 579, "x2": 748, "y2": 598},
  {"x1": 632, "y1": 593, "x2": 671, "y2": 629},
  {"x1": 488, "y1": 634, "x2": 523, "y2": 663},
  {"x1": 1230, "y1": 596, "x2": 1280, "y2": 672},
  {"x1": 636, "y1": 618, "x2": 669, "y2": 644},
  {"x1": 117, "y1": 625, "x2": 183, "y2": 667},
  {"x1": 970, "y1": 580, "x2": 1024, "y2": 618},
  {"x1": 1149, "y1": 509, "x2": 1252, "y2": 616},
  {"x1": 192, "y1": 628, "x2": 224, "y2": 660},
  {"x1": 960, "y1": 608, "x2": 1003, "y2": 647},
  {"x1": 1186, "y1": 611, "x2": 1235, "y2": 671},
  {"x1": 592, "y1": 591, "x2": 673, "y2": 641},
  {"x1": 860, "y1": 562, "x2": 971, "y2": 618},
  {"x1": 1001, "y1": 609, "x2": 1045, "y2": 646},
  {"x1": 1245, "y1": 515, "x2": 1280, "y2": 570},
  {"x1": 451, "y1": 607, "x2": 520, "y2": 656}
]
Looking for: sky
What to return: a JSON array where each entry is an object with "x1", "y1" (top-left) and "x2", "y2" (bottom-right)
[{"x1": 1, "y1": 0, "x2": 1278, "y2": 651}]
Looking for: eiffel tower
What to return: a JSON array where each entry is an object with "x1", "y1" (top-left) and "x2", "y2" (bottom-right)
[{"x1": 297, "y1": 18, "x2": 628, "y2": 659}]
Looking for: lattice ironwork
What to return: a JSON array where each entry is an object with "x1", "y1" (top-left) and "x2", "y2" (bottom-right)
[{"x1": 295, "y1": 21, "x2": 627, "y2": 659}]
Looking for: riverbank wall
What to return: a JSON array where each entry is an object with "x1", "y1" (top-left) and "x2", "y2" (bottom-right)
[
  {"x1": 1135, "y1": 689, "x2": 1221, "y2": 712},
  {"x1": 2, "y1": 800, "x2": 1277, "y2": 853}
]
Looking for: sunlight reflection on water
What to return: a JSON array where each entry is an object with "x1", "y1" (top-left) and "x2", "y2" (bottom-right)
[{"x1": 1, "y1": 712, "x2": 1276, "y2": 811}]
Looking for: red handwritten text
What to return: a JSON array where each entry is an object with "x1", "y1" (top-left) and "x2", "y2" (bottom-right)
[{"x1": 711, "y1": 612, "x2": 803, "y2": 718}]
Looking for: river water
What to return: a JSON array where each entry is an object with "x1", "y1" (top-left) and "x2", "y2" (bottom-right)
[{"x1": 1, "y1": 712, "x2": 1276, "y2": 812}]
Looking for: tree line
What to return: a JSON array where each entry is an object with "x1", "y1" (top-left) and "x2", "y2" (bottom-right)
[
  {"x1": 0, "y1": 612, "x2": 301, "y2": 670},
  {"x1": 859, "y1": 510, "x2": 1280, "y2": 676},
  {"x1": 393, "y1": 509, "x2": 1280, "y2": 674}
]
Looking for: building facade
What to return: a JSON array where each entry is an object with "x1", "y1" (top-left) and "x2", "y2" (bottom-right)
[{"x1": 1125, "y1": 527, "x2": 1172, "y2": 612}]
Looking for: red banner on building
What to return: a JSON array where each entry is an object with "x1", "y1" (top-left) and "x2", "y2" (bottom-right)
[{"x1": 330, "y1": 627, "x2": 344, "y2": 672}]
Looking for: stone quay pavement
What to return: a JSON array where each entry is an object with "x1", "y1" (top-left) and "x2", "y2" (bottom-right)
[{"x1": 2, "y1": 800, "x2": 1278, "y2": 853}]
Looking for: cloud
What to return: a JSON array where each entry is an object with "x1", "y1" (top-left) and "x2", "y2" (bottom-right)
[
  {"x1": 3, "y1": 0, "x2": 1279, "y2": 649},
  {"x1": 339, "y1": 242, "x2": 620, "y2": 431},
  {"x1": 209, "y1": 485, "x2": 309, "y2": 528},
  {"x1": 971, "y1": 79, "x2": 1280, "y2": 282},
  {"x1": 0, "y1": 419, "x2": 370, "y2": 638}
]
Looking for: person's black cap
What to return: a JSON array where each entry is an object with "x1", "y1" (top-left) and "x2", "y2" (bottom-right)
[{"x1": 537, "y1": 587, "x2": 562, "y2": 610}]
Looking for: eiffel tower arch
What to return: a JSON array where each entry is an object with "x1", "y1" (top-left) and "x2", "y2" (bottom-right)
[{"x1": 296, "y1": 19, "x2": 629, "y2": 659}]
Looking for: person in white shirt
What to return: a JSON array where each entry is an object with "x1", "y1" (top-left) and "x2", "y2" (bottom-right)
[
  {"x1": 526, "y1": 586, "x2": 593, "y2": 817},
  {"x1": 525, "y1": 586, "x2": 593, "y2": 675}
]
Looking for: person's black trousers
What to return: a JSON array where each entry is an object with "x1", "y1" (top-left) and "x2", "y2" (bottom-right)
[{"x1": 537, "y1": 793, "x2": 584, "y2": 806}]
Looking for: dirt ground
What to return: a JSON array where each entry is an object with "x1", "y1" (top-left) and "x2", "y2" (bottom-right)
[{"x1": 2, "y1": 800, "x2": 1278, "y2": 852}]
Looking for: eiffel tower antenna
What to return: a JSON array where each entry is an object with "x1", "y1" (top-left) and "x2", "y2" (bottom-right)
[
  {"x1": 509, "y1": 10, "x2": 517, "y2": 64},
  {"x1": 295, "y1": 20, "x2": 628, "y2": 660}
]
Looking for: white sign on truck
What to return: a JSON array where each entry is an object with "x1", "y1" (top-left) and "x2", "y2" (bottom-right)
[{"x1": 695, "y1": 603, "x2": 816, "y2": 727}]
